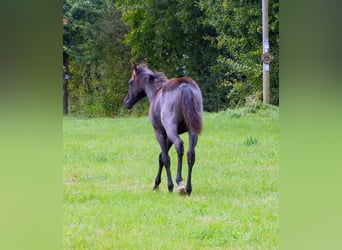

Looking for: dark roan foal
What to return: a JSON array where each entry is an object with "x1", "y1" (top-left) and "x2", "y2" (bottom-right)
[{"x1": 124, "y1": 62, "x2": 203, "y2": 195}]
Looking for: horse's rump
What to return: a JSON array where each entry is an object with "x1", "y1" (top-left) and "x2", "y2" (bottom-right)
[{"x1": 162, "y1": 77, "x2": 198, "y2": 92}]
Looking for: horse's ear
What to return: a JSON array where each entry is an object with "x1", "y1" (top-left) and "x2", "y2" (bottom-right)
[{"x1": 132, "y1": 62, "x2": 137, "y2": 72}]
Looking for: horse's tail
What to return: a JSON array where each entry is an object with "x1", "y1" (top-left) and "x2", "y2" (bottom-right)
[{"x1": 180, "y1": 84, "x2": 203, "y2": 134}]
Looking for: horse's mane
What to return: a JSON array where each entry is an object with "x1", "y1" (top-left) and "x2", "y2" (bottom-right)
[
  {"x1": 153, "y1": 72, "x2": 167, "y2": 91},
  {"x1": 137, "y1": 63, "x2": 167, "y2": 91},
  {"x1": 140, "y1": 65, "x2": 197, "y2": 93}
]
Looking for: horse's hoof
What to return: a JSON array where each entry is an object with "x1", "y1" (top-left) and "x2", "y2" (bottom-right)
[
  {"x1": 153, "y1": 185, "x2": 159, "y2": 191},
  {"x1": 186, "y1": 188, "x2": 192, "y2": 196},
  {"x1": 178, "y1": 187, "x2": 187, "y2": 196},
  {"x1": 168, "y1": 183, "x2": 174, "y2": 193}
]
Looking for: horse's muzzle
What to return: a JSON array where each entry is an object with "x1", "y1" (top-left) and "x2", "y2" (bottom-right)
[
  {"x1": 125, "y1": 102, "x2": 133, "y2": 109},
  {"x1": 124, "y1": 95, "x2": 133, "y2": 109}
]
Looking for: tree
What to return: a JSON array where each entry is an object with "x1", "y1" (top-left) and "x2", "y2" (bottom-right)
[
  {"x1": 63, "y1": 0, "x2": 132, "y2": 116},
  {"x1": 119, "y1": 0, "x2": 279, "y2": 111},
  {"x1": 117, "y1": 0, "x2": 220, "y2": 110},
  {"x1": 63, "y1": 0, "x2": 279, "y2": 116}
]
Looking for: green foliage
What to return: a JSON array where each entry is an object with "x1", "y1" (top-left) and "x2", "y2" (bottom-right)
[
  {"x1": 117, "y1": 0, "x2": 218, "y2": 79},
  {"x1": 118, "y1": 0, "x2": 228, "y2": 112},
  {"x1": 64, "y1": 107, "x2": 279, "y2": 248},
  {"x1": 116, "y1": 0, "x2": 279, "y2": 111},
  {"x1": 198, "y1": 0, "x2": 279, "y2": 107},
  {"x1": 269, "y1": 0, "x2": 280, "y2": 105},
  {"x1": 63, "y1": 0, "x2": 279, "y2": 116},
  {"x1": 64, "y1": 0, "x2": 131, "y2": 117}
]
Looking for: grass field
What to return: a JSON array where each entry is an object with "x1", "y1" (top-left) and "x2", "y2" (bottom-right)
[{"x1": 63, "y1": 105, "x2": 279, "y2": 249}]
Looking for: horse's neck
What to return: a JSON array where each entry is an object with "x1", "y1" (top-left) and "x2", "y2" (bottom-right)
[
  {"x1": 144, "y1": 77, "x2": 165, "y2": 103},
  {"x1": 144, "y1": 82, "x2": 159, "y2": 103}
]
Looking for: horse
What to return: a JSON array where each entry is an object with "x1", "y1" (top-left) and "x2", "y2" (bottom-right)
[{"x1": 124, "y1": 62, "x2": 203, "y2": 195}]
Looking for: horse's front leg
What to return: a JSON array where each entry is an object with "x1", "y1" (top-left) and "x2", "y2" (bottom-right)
[
  {"x1": 153, "y1": 153, "x2": 163, "y2": 190},
  {"x1": 153, "y1": 140, "x2": 172, "y2": 190}
]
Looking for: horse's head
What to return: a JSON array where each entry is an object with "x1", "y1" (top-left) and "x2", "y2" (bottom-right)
[{"x1": 124, "y1": 62, "x2": 148, "y2": 109}]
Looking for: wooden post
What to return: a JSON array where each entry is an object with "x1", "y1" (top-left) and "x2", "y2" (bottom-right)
[{"x1": 262, "y1": 0, "x2": 270, "y2": 104}]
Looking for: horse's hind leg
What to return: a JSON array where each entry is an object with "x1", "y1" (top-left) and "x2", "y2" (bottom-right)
[
  {"x1": 153, "y1": 140, "x2": 172, "y2": 190},
  {"x1": 154, "y1": 131, "x2": 174, "y2": 192},
  {"x1": 166, "y1": 130, "x2": 185, "y2": 195},
  {"x1": 175, "y1": 138, "x2": 186, "y2": 195},
  {"x1": 186, "y1": 132, "x2": 198, "y2": 195}
]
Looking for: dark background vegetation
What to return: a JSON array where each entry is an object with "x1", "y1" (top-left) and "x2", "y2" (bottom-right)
[{"x1": 63, "y1": 0, "x2": 279, "y2": 117}]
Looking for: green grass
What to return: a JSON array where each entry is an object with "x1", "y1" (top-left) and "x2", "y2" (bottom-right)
[{"x1": 64, "y1": 105, "x2": 279, "y2": 249}]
